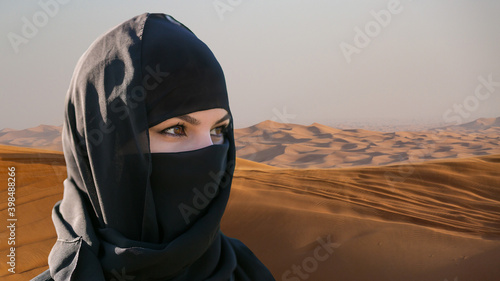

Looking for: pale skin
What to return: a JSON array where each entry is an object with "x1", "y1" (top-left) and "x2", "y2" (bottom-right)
[{"x1": 148, "y1": 108, "x2": 230, "y2": 153}]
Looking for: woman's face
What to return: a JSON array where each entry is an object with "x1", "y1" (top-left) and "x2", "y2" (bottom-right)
[{"x1": 149, "y1": 108, "x2": 230, "y2": 153}]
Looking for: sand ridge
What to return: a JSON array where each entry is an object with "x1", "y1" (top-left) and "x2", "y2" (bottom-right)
[
  {"x1": 2, "y1": 117, "x2": 499, "y2": 169},
  {"x1": 0, "y1": 144, "x2": 499, "y2": 280},
  {"x1": 0, "y1": 125, "x2": 62, "y2": 152},
  {"x1": 223, "y1": 154, "x2": 500, "y2": 280},
  {"x1": 235, "y1": 118, "x2": 500, "y2": 168}
]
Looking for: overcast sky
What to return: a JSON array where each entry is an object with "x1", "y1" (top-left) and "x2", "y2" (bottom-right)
[{"x1": 1, "y1": 0, "x2": 500, "y2": 129}]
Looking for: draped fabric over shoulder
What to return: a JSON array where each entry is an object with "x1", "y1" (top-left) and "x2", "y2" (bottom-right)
[{"x1": 32, "y1": 13, "x2": 275, "y2": 281}]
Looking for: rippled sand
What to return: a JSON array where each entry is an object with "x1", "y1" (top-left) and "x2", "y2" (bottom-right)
[{"x1": 1, "y1": 145, "x2": 499, "y2": 280}]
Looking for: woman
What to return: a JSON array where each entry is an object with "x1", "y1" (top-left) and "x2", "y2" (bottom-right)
[{"x1": 33, "y1": 13, "x2": 275, "y2": 281}]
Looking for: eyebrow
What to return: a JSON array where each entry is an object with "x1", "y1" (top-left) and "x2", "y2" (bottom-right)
[
  {"x1": 215, "y1": 113, "x2": 231, "y2": 125},
  {"x1": 177, "y1": 114, "x2": 200, "y2": 125},
  {"x1": 176, "y1": 112, "x2": 231, "y2": 126}
]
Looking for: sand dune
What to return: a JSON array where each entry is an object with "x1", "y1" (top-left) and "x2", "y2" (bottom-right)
[
  {"x1": 437, "y1": 116, "x2": 500, "y2": 131},
  {"x1": 2, "y1": 117, "x2": 499, "y2": 169},
  {"x1": 0, "y1": 125, "x2": 62, "y2": 152},
  {"x1": 235, "y1": 118, "x2": 500, "y2": 168},
  {"x1": 226, "y1": 154, "x2": 500, "y2": 280},
  {"x1": 0, "y1": 146, "x2": 66, "y2": 280},
  {"x1": 1, "y1": 144, "x2": 499, "y2": 280}
]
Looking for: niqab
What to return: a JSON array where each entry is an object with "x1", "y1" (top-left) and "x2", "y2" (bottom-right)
[{"x1": 32, "y1": 13, "x2": 275, "y2": 281}]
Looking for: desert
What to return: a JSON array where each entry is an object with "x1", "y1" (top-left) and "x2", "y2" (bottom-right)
[{"x1": 1, "y1": 118, "x2": 499, "y2": 280}]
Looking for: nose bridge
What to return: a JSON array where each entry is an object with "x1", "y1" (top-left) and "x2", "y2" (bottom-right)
[{"x1": 193, "y1": 129, "x2": 213, "y2": 150}]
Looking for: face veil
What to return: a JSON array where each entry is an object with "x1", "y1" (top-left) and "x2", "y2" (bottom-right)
[{"x1": 33, "y1": 13, "x2": 275, "y2": 281}]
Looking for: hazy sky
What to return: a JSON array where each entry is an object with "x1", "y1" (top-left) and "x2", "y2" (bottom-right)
[{"x1": 1, "y1": 0, "x2": 500, "y2": 129}]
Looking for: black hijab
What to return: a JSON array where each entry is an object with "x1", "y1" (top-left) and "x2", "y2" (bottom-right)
[{"x1": 32, "y1": 13, "x2": 275, "y2": 281}]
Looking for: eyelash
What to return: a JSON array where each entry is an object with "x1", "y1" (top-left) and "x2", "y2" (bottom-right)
[{"x1": 160, "y1": 123, "x2": 229, "y2": 138}]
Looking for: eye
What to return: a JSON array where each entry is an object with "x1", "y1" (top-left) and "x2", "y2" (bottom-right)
[
  {"x1": 161, "y1": 124, "x2": 186, "y2": 137},
  {"x1": 210, "y1": 126, "x2": 227, "y2": 136},
  {"x1": 210, "y1": 125, "x2": 228, "y2": 144},
  {"x1": 210, "y1": 125, "x2": 228, "y2": 136}
]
